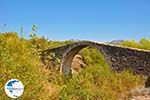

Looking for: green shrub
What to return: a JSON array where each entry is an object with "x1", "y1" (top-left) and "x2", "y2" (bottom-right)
[
  {"x1": 122, "y1": 38, "x2": 150, "y2": 50},
  {"x1": 0, "y1": 32, "x2": 149, "y2": 100},
  {"x1": 0, "y1": 32, "x2": 50, "y2": 100},
  {"x1": 49, "y1": 46, "x2": 146, "y2": 100}
]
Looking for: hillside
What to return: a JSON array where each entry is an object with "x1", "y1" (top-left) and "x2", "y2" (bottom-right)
[{"x1": 1, "y1": 32, "x2": 150, "y2": 100}]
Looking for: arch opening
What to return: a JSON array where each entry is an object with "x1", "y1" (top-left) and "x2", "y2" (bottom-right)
[{"x1": 60, "y1": 44, "x2": 109, "y2": 76}]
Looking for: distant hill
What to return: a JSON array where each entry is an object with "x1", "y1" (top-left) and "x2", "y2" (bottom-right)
[{"x1": 108, "y1": 40, "x2": 124, "y2": 45}]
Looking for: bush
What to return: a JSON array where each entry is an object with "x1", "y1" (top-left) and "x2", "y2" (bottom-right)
[
  {"x1": 48, "y1": 46, "x2": 146, "y2": 100},
  {"x1": 0, "y1": 32, "x2": 50, "y2": 100},
  {"x1": 0, "y1": 32, "x2": 149, "y2": 100}
]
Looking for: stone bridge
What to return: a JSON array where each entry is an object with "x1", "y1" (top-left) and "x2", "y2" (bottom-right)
[{"x1": 41, "y1": 41, "x2": 150, "y2": 76}]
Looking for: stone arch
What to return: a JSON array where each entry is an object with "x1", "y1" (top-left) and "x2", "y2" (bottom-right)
[
  {"x1": 42, "y1": 40, "x2": 150, "y2": 79},
  {"x1": 60, "y1": 41, "x2": 109, "y2": 75}
]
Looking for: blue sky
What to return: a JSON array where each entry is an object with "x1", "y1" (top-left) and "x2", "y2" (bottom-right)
[{"x1": 1, "y1": 0, "x2": 150, "y2": 41}]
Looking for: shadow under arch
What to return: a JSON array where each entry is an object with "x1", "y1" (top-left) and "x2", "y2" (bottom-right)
[{"x1": 60, "y1": 41, "x2": 111, "y2": 75}]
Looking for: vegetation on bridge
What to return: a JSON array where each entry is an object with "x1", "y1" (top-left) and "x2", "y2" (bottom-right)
[{"x1": 0, "y1": 32, "x2": 149, "y2": 99}]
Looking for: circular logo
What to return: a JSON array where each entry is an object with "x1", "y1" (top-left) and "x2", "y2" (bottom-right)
[{"x1": 5, "y1": 79, "x2": 24, "y2": 98}]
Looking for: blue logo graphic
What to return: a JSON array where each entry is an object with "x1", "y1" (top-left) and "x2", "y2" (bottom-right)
[{"x1": 5, "y1": 79, "x2": 24, "y2": 98}]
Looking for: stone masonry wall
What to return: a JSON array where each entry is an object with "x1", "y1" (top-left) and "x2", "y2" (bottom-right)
[{"x1": 41, "y1": 41, "x2": 150, "y2": 75}]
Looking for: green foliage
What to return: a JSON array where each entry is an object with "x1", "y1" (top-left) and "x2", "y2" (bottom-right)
[
  {"x1": 48, "y1": 40, "x2": 76, "y2": 48},
  {"x1": 79, "y1": 47, "x2": 108, "y2": 66},
  {"x1": 139, "y1": 38, "x2": 150, "y2": 50},
  {"x1": 49, "y1": 65, "x2": 145, "y2": 100},
  {"x1": 0, "y1": 32, "x2": 50, "y2": 100},
  {"x1": 0, "y1": 32, "x2": 76, "y2": 100},
  {"x1": 0, "y1": 32, "x2": 149, "y2": 100},
  {"x1": 122, "y1": 38, "x2": 150, "y2": 50},
  {"x1": 48, "y1": 46, "x2": 146, "y2": 100}
]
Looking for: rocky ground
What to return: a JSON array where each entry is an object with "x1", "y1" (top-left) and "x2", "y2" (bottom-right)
[
  {"x1": 128, "y1": 87, "x2": 150, "y2": 100},
  {"x1": 130, "y1": 95, "x2": 150, "y2": 100},
  {"x1": 71, "y1": 54, "x2": 87, "y2": 75}
]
